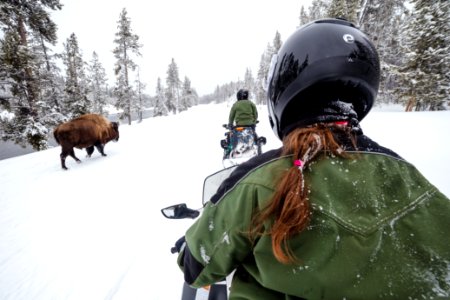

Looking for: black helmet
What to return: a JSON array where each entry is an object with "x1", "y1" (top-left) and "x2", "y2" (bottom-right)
[
  {"x1": 237, "y1": 89, "x2": 249, "y2": 100},
  {"x1": 266, "y1": 18, "x2": 380, "y2": 139}
]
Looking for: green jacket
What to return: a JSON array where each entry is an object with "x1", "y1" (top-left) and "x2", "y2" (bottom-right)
[
  {"x1": 178, "y1": 138, "x2": 450, "y2": 299},
  {"x1": 229, "y1": 99, "x2": 258, "y2": 126}
]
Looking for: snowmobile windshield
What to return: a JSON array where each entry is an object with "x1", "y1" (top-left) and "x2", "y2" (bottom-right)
[{"x1": 202, "y1": 166, "x2": 238, "y2": 206}]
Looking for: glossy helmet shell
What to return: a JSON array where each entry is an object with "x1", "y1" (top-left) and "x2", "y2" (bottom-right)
[
  {"x1": 266, "y1": 18, "x2": 380, "y2": 139},
  {"x1": 237, "y1": 89, "x2": 249, "y2": 100}
]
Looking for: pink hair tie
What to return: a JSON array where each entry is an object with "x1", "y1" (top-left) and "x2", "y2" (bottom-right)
[
  {"x1": 294, "y1": 159, "x2": 304, "y2": 169},
  {"x1": 335, "y1": 121, "x2": 348, "y2": 126}
]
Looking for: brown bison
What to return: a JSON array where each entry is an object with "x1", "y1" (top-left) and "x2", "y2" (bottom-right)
[{"x1": 53, "y1": 114, "x2": 119, "y2": 170}]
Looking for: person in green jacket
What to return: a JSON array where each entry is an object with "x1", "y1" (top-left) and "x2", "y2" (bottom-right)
[
  {"x1": 175, "y1": 18, "x2": 450, "y2": 300},
  {"x1": 224, "y1": 89, "x2": 259, "y2": 158},
  {"x1": 228, "y1": 89, "x2": 258, "y2": 128}
]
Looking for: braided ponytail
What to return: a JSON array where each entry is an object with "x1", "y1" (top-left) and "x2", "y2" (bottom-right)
[{"x1": 250, "y1": 123, "x2": 354, "y2": 264}]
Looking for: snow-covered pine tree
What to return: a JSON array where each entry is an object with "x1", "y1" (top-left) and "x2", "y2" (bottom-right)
[
  {"x1": 61, "y1": 33, "x2": 90, "y2": 118},
  {"x1": 299, "y1": 5, "x2": 310, "y2": 27},
  {"x1": 165, "y1": 58, "x2": 181, "y2": 114},
  {"x1": 396, "y1": 0, "x2": 449, "y2": 111},
  {"x1": 87, "y1": 51, "x2": 108, "y2": 115},
  {"x1": 255, "y1": 52, "x2": 269, "y2": 105},
  {"x1": 134, "y1": 67, "x2": 146, "y2": 122},
  {"x1": 244, "y1": 68, "x2": 256, "y2": 100},
  {"x1": 359, "y1": 0, "x2": 408, "y2": 105},
  {"x1": 346, "y1": 0, "x2": 359, "y2": 24},
  {"x1": 308, "y1": 0, "x2": 331, "y2": 20},
  {"x1": 272, "y1": 31, "x2": 282, "y2": 53},
  {"x1": 113, "y1": 8, "x2": 142, "y2": 125},
  {"x1": 327, "y1": 0, "x2": 348, "y2": 20},
  {"x1": 256, "y1": 44, "x2": 274, "y2": 105},
  {"x1": 0, "y1": 0, "x2": 62, "y2": 150},
  {"x1": 255, "y1": 32, "x2": 282, "y2": 105},
  {"x1": 153, "y1": 77, "x2": 168, "y2": 117},
  {"x1": 325, "y1": 0, "x2": 359, "y2": 23},
  {"x1": 179, "y1": 76, "x2": 196, "y2": 112},
  {"x1": 212, "y1": 83, "x2": 232, "y2": 103}
]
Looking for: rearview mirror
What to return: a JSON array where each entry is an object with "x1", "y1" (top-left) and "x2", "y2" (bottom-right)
[{"x1": 161, "y1": 203, "x2": 200, "y2": 219}]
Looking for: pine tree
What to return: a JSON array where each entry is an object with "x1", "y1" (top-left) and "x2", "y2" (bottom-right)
[
  {"x1": 61, "y1": 33, "x2": 90, "y2": 118},
  {"x1": 328, "y1": 0, "x2": 348, "y2": 20},
  {"x1": 153, "y1": 77, "x2": 168, "y2": 117},
  {"x1": 272, "y1": 31, "x2": 282, "y2": 53},
  {"x1": 0, "y1": 0, "x2": 62, "y2": 150},
  {"x1": 179, "y1": 76, "x2": 198, "y2": 112},
  {"x1": 256, "y1": 52, "x2": 269, "y2": 105},
  {"x1": 399, "y1": 0, "x2": 450, "y2": 111},
  {"x1": 256, "y1": 45, "x2": 274, "y2": 105},
  {"x1": 87, "y1": 51, "x2": 108, "y2": 115},
  {"x1": 134, "y1": 67, "x2": 146, "y2": 122},
  {"x1": 308, "y1": 0, "x2": 331, "y2": 20},
  {"x1": 113, "y1": 8, "x2": 142, "y2": 125},
  {"x1": 30, "y1": 30, "x2": 65, "y2": 127},
  {"x1": 397, "y1": 0, "x2": 450, "y2": 111},
  {"x1": 165, "y1": 58, "x2": 181, "y2": 114},
  {"x1": 255, "y1": 31, "x2": 282, "y2": 104},
  {"x1": 346, "y1": 0, "x2": 359, "y2": 24},
  {"x1": 326, "y1": 0, "x2": 360, "y2": 23},
  {"x1": 299, "y1": 5, "x2": 310, "y2": 27},
  {"x1": 357, "y1": 0, "x2": 409, "y2": 105},
  {"x1": 359, "y1": 0, "x2": 405, "y2": 50},
  {"x1": 244, "y1": 68, "x2": 255, "y2": 99}
]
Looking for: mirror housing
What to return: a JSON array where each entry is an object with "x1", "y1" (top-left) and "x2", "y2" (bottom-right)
[{"x1": 161, "y1": 203, "x2": 200, "y2": 219}]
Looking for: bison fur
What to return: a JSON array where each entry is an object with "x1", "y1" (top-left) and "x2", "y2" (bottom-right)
[{"x1": 53, "y1": 114, "x2": 119, "y2": 170}]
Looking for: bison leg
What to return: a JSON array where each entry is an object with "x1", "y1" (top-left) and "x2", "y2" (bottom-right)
[
  {"x1": 60, "y1": 147, "x2": 81, "y2": 169},
  {"x1": 69, "y1": 149, "x2": 81, "y2": 163},
  {"x1": 60, "y1": 153, "x2": 68, "y2": 170},
  {"x1": 60, "y1": 150, "x2": 80, "y2": 169},
  {"x1": 94, "y1": 142, "x2": 107, "y2": 156},
  {"x1": 86, "y1": 146, "x2": 95, "y2": 157}
]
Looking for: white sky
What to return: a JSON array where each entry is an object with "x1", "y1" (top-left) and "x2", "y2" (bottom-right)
[
  {"x1": 50, "y1": 0, "x2": 313, "y2": 96},
  {"x1": 0, "y1": 102, "x2": 449, "y2": 299}
]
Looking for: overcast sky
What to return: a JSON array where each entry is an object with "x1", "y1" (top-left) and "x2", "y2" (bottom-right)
[{"x1": 51, "y1": 0, "x2": 313, "y2": 96}]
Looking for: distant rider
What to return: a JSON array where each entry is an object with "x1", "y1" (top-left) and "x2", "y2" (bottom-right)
[
  {"x1": 228, "y1": 89, "x2": 258, "y2": 129},
  {"x1": 223, "y1": 89, "x2": 258, "y2": 158}
]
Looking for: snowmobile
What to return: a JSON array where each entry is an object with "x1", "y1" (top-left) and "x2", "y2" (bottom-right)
[
  {"x1": 220, "y1": 124, "x2": 266, "y2": 168},
  {"x1": 161, "y1": 166, "x2": 239, "y2": 300}
]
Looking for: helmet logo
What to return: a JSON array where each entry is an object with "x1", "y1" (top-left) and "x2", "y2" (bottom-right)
[{"x1": 343, "y1": 34, "x2": 355, "y2": 44}]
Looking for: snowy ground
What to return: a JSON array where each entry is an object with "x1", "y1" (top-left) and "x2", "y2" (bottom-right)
[{"x1": 0, "y1": 102, "x2": 449, "y2": 299}]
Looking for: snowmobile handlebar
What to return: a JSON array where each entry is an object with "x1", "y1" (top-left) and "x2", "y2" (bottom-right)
[{"x1": 223, "y1": 121, "x2": 259, "y2": 130}]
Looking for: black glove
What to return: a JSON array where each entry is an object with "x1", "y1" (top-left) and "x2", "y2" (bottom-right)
[{"x1": 171, "y1": 236, "x2": 186, "y2": 254}]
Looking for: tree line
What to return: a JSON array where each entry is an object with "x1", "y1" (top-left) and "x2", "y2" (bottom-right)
[
  {"x1": 0, "y1": 2, "x2": 198, "y2": 150},
  {"x1": 205, "y1": 0, "x2": 449, "y2": 113},
  {"x1": 0, "y1": 0, "x2": 449, "y2": 151}
]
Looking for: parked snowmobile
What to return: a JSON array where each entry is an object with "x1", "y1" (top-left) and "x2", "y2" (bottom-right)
[
  {"x1": 220, "y1": 124, "x2": 266, "y2": 167},
  {"x1": 162, "y1": 166, "x2": 239, "y2": 300}
]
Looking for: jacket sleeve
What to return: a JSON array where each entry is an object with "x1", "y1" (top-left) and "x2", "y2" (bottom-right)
[{"x1": 177, "y1": 183, "x2": 258, "y2": 287}]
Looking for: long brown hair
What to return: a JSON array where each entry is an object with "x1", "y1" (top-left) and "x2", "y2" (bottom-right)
[{"x1": 249, "y1": 123, "x2": 355, "y2": 264}]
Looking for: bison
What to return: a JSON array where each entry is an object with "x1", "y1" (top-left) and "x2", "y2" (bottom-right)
[{"x1": 53, "y1": 114, "x2": 119, "y2": 170}]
